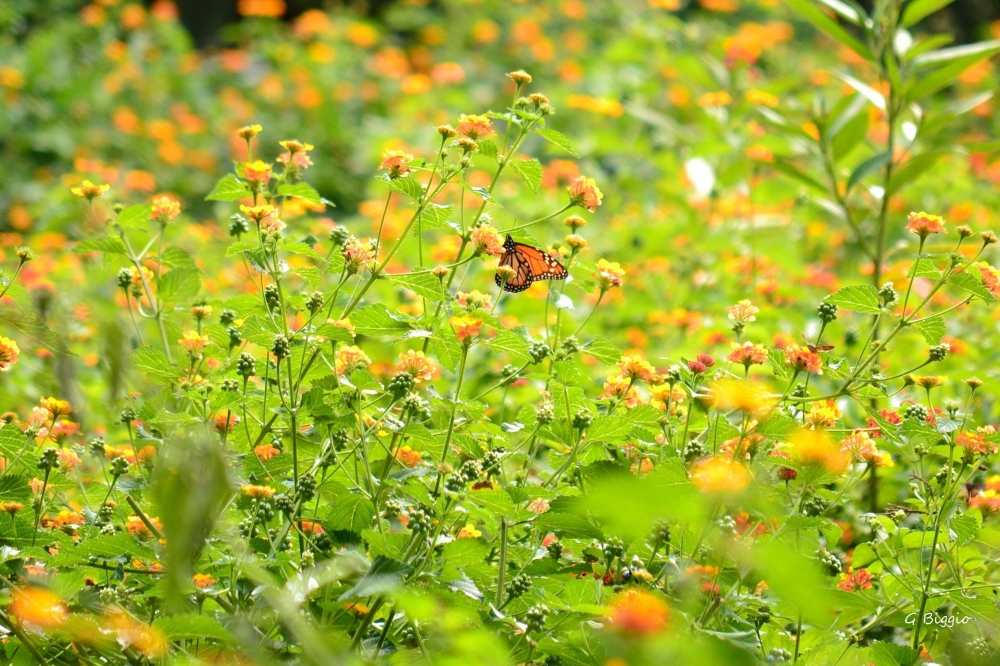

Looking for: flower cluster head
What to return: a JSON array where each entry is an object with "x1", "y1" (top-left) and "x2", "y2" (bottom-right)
[
  {"x1": 789, "y1": 429, "x2": 847, "y2": 474},
  {"x1": 726, "y1": 299, "x2": 759, "y2": 331},
  {"x1": 396, "y1": 350, "x2": 437, "y2": 384},
  {"x1": 840, "y1": 430, "x2": 892, "y2": 467},
  {"x1": 0, "y1": 336, "x2": 19, "y2": 372},
  {"x1": 456, "y1": 113, "x2": 494, "y2": 139},
  {"x1": 150, "y1": 196, "x2": 181, "y2": 225},
  {"x1": 178, "y1": 331, "x2": 210, "y2": 354},
  {"x1": 379, "y1": 149, "x2": 414, "y2": 179},
  {"x1": 335, "y1": 345, "x2": 371, "y2": 375},
  {"x1": 39, "y1": 397, "x2": 71, "y2": 418},
  {"x1": 727, "y1": 341, "x2": 767, "y2": 367},
  {"x1": 600, "y1": 374, "x2": 641, "y2": 407},
  {"x1": 784, "y1": 344, "x2": 823, "y2": 375},
  {"x1": 594, "y1": 258, "x2": 625, "y2": 290},
  {"x1": 343, "y1": 237, "x2": 376, "y2": 274},
  {"x1": 709, "y1": 377, "x2": 772, "y2": 413},
  {"x1": 688, "y1": 353, "x2": 716, "y2": 375},
  {"x1": 905, "y1": 211, "x2": 946, "y2": 239},
  {"x1": 956, "y1": 426, "x2": 998, "y2": 457},
  {"x1": 568, "y1": 176, "x2": 603, "y2": 212},
  {"x1": 470, "y1": 224, "x2": 504, "y2": 257},
  {"x1": 456, "y1": 290, "x2": 492, "y2": 310},
  {"x1": 242, "y1": 160, "x2": 273, "y2": 186},
  {"x1": 450, "y1": 314, "x2": 483, "y2": 344},
  {"x1": 608, "y1": 589, "x2": 670, "y2": 636},
  {"x1": 692, "y1": 456, "x2": 751, "y2": 494},
  {"x1": 974, "y1": 261, "x2": 1000, "y2": 299},
  {"x1": 617, "y1": 354, "x2": 658, "y2": 383},
  {"x1": 71, "y1": 180, "x2": 109, "y2": 201},
  {"x1": 237, "y1": 124, "x2": 262, "y2": 141},
  {"x1": 9, "y1": 586, "x2": 68, "y2": 628},
  {"x1": 837, "y1": 568, "x2": 873, "y2": 592},
  {"x1": 277, "y1": 140, "x2": 314, "y2": 171}
]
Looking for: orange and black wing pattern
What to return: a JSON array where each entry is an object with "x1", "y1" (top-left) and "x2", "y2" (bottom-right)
[{"x1": 494, "y1": 235, "x2": 568, "y2": 293}]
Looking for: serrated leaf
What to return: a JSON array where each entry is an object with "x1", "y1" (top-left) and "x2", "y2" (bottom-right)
[
  {"x1": 826, "y1": 284, "x2": 882, "y2": 314},
  {"x1": 388, "y1": 272, "x2": 445, "y2": 301},
  {"x1": 131, "y1": 347, "x2": 177, "y2": 384},
  {"x1": 911, "y1": 316, "x2": 946, "y2": 344},
  {"x1": 351, "y1": 304, "x2": 410, "y2": 337},
  {"x1": 241, "y1": 314, "x2": 281, "y2": 346},
  {"x1": 326, "y1": 493, "x2": 375, "y2": 534},
  {"x1": 277, "y1": 182, "x2": 322, "y2": 204},
  {"x1": 383, "y1": 176, "x2": 424, "y2": 201},
  {"x1": 158, "y1": 246, "x2": 198, "y2": 270},
  {"x1": 118, "y1": 204, "x2": 153, "y2": 229},
  {"x1": 417, "y1": 203, "x2": 453, "y2": 231},
  {"x1": 205, "y1": 174, "x2": 251, "y2": 202},
  {"x1": 534, "y1": 128, "x2": 579, "y2": 157},
  {"x1": 74, "y1": 237, "x2": 128, "y2": 255},
  {"x1": 951, "y1": 270, "x2": 996, "y2": 301},
  {"x1": 485, "y1": 329, "x2": 530, "y2": 364},
  {"x1": 583, "y1": 336, "x2": 622, "y2": 364},
  {"x1": 159, "y1": 268, "x2": 201, "y2": 304},
  {"x1": 509, "y1": 158, "x2": 542, "y2": 193},
  {"x1": 477, "y1": 139, "x2": 498, "y2": 158},
  {"x1": 280, "y1": 240, "x2": 325, "y2": 260},
  {"x1": 951, "y1": 512, "x2": 980, "y2": 545},
  {"x1": 226, "y1": 240, "x2": 259, "y2": 257}
]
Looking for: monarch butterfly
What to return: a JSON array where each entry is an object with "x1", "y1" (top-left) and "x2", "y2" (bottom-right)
[{"x1": 494, "y1": 235, "x2": 568, "y2": 293}]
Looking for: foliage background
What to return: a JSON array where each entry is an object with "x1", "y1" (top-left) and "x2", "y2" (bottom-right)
[{"x1": 3, "y1": 0, "x2": 1000, "y2": 664}]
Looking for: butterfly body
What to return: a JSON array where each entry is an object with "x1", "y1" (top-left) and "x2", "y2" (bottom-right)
[{"x1": 495, "y1": 235, "x2": 568, "y2": 293}]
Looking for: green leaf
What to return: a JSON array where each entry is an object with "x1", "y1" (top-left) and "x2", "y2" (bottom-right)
[
  {"x1": 73, "y1": 237, "x2": 128, "y2": 255},
  {"x1": 242, "y1": 314, "x2": 281, "y2": 346},
  {"x1": 485, "y1": 329, "x2": 530, "y2": 364},
  {"x1": 226, "y1": 240, "x2": 259, "y2": 257},
  {"x1": 351, "y1": 304, "x2": 410, "y2": 337},
  {"x1": 205, "y1": 174, "x2": 251, "y2": 202},
  {"x1": 461, "y1": 182, "x2": 502, "y2": 206},
  {"x1": 951, "y1": 512, "x2": 980, "y2": 546},
  {"x1": 158, "y1": 246, "x2": 198, "y2": 270},
  {"x1": 838, "y1": 73, "x2": 886, "y2": 110},
  {"x1": 825, "y1": 284, "x2": 882, "y2": 314},
  {"x1": 583, "y1": 336, "x2": 622, "y2": 365},
  {"x1": 907, "y1": 41, "x2": 1000, "y2": 101},
  {"x1": 951, "y1": 270, "x2": 996, "y2": 302},
  {"x1": 817, "y1": 0, "x2": 864, "y2": 24},
  {"x1": 533, "y1": 127, "x2": 579, "y2": 157},
  {"x1": 383, "y1": 176, "x2": 424, "y2": 200},
  {"x1": 131, "y1": 347, "x2": 177, "y2": 384},
  {"x1": 769, "y1": 159, "x2": 828, "y2": 193},
  {"x1": 468, "y1": 488, "x2": 517, "y2": 516},
  {"x1": 477, "y1": 139, "x2": 498, "y2": 158},
  {"x1": 902, "y1": 0, "x2": 956, "y2": 27},
  {"x1": 326, "y1": 493, "x2": 375, "y2": 534},
  {"x1": 417, "y1": 203, "x2": 453, "y2": 231},
  {"x1": 784, "y1": 0, "x2": 871, "y2": 60},
  {"x1": 277, "y1": 182, "x2": 323, "y2": 204},
  {"x1": 118, "y1": 204, "x2": 153, "y2": 229},
  {"x1": 158, "y1": 268, "x2": 201, "y2": 304},
  {"x1": 870, "y1": 642, "x2": 920, "y2": 666},
  {"x1": 948, "y1": 591, "x2": 1000, "y2": 624},
  {"x1": 887, "y1": 150, "x2": 952, "y2": 196},
  {"x1": 846, "y1": 151, "x2": 891, "y2": 194},
  {"x1": 509, "y1": 158, "x2": 543, "y2": 193},
  {"x1": 911, "y1": 316, "x2": 946, "y2": 344},
  {"x1": 907, "y1": 254, "x2": 945, "y2": 279},
  {"x1": 279, "y1": 240, "x2": 325, "y2": 260},
  {"x1": 587, "y1": 416, "x2": 637, "y2": 442},
  {"x1": 388, "y1": 272, "x2": 445, "y2": 302},
  {"x1": 153, "y1": 614, "x2": 232, "y2": 642}
]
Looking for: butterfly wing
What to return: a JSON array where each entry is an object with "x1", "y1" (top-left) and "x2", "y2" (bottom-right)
[{"x1": 494, "y1": 241, "x2": 568, "y2": 293}]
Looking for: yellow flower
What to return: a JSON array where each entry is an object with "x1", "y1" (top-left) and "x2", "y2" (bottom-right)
[
  {"x1": 241, "y1": 484, "x2": 276, "y2": 498},
  {"x1": 708, "y1": 377, "x2": 772, "y2": 413},
  {"x1": 0, "y1": 336, "x2": 20, "y2": 372},
  {"x1": 457, "y1": 523, "x2": 482, "y2": 539},
  {"x1": 71, "y1": 180, "x2": 110, "y2": 201},
  {"x1": 789, "y1": 429, "x2": 848, "y2": 474},
  {"x1": 692, "y1": 457, "x2": 750, "y2": 493},
  {"x1": 450, "y1": 315, "x2": 483, "y2": 343},
  {"x1": 9, "y1": 587, "x2": 68, "y2": 628}
]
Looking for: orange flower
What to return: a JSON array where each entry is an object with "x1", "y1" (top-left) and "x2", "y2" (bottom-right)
[
  {"x1": 805, "y1": 400, "x2": 841, "y2": 429},
  {"x1": 335, "y1": 345, "x2": 371, "y2": 375},
  {"x1": 617, "y1": 354, "x2": 658, "y2": 382},
  {"x1": 0, "y1": 336, "x2": 20, "y2": 371},
  {"x1": 150, "y1": 196, "x2": 180, "y2": 225},
  {"x1": 9, "y1": 587, "x2": 68, "y2": 628},
  {"x1": 178, "y1": 331, "x2": 210, "y2": 353},
  {"x1": 242, "y1": 160, "x2": 273, "y2": 185},
  {"x1": 71, "y1": 180, "x2": 109, "y2": 201},
  {"x1": 237, "y1": 0, "x2": 285, "y2": 18},
  {"x1": 692, "y1": 457, "x2": 750, "y2": 493},
  {"x1": 343, "y1": 237, "x2": 376, "y2": 272},
  {"x1": 726, "y1": 299, "x2": 758, "y2": 325},
  {"x1": 106, "y1": 609, "x2": 167, "y2": 657},
  {"x1": 457, "y1": 523, "x2": 482, "y2": 539},
  {"x1": 455, "y1": 113, "x2": 493, "y2": 139},
  {"x1": 213, "y1": 411, "x2": 239, "y2": 433},
  {"x1": 784, "y1": 344, "x2": 823, "y2": 374},
  {"x1": 450, "y1": 315, "x2": 483, "y2": 343},
  {"x1": 240, "y1": 203, "x2": 277, "y2": 225},
  {"x1": 746, "y1": 89, "x2": 779, "y2": 107},
  {"x1": 905, "y1": 211, "x2": 946, "y2": 239},
  {"x1": 568, "y1": 176, "x2": 603, "y2": 212},
  {"x1": 726, "y1": 342, "x2": 768, "y2": 367},
  {"x1": 956, "y1": 427, "x2": 998, "y2": 456},
  {"x1": 397, "y1": 350, "x2": 437, "y2": 384},
  {"x1": 241, "y1": 484, "x2": 276, "y2": 498},
  {"x1": 470, "y1": 225, "x2": 503, "y2": 257},
  {"x1": 698, "y1": 91, "x2": 732, "y2": 107},
  {"x1": 974, "y1": 261, "x2": 1000, "y2": 299},
  {"x1": 277, "y1": 140, "x2": 314, "y2": 170},
  {"x1": 841, "y1": 430, "x2": 893, "y2": 467},
  {"x1": 394, "y1": 445, "x2": 422, "y2": 467},
  {"x1": 709, "y1": 377, "x2": 772, "y2": 413},
  {"x1": 39, "y1": 397, "x2": 71, "y2": 417},
  {"x1": 789, "y1": 429, "x2": 848, "y2": 473},
  {"x1": 608, "y1": 589, "x2": 671, "y2": 636},
  {"x1": 126, "y1": 515, "x2": 162, "y2": 540},
  {"x1": 594, "y1": 258, "x2": 625, "y2": 289},
  {"x1": 456, "y1": 290, "x2": 493, "y2": 310},
  {"x1": 837, "y1": 568, "x2": 873, "y2": 592},
  {"x1": 378, "y1": 149, "x2": 414, "y2": 179},
  {"x1": 254, "y1": 442, "x2": 281, "y2": 461},
  {"x1": 192, "y1": 573, "x2": 216, "y2": 589}
]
